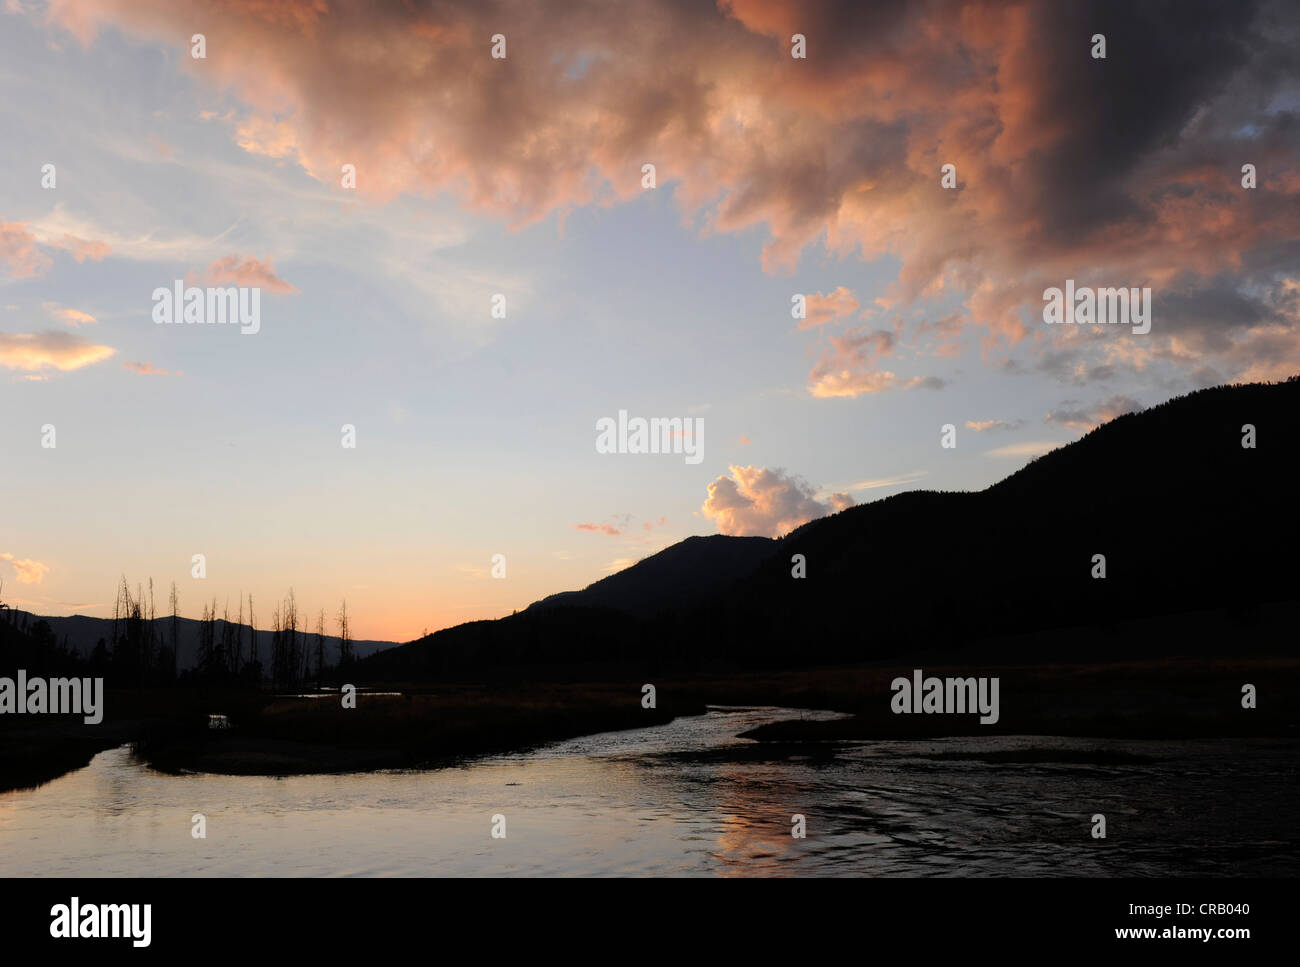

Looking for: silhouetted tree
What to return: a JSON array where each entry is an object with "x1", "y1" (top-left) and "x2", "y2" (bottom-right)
[
  {"x1": 314, "y1": 609, "x2": 327, "y2": 683},
  {"x1": 337, "y1": 599, "x2": 352, "y2": 668}
]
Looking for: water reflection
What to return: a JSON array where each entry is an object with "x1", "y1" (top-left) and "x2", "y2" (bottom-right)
[{"x1": 0, "y1": 707, "x2": 1295, "y2": 876}]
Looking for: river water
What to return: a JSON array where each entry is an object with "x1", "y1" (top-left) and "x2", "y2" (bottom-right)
[{"x1": 1, "y1": 707, "x2": 1295, "y2": 876}]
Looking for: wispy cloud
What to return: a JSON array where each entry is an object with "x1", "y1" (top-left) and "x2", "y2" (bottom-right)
[
  {"x1": 1045, "y1": 396, "x2": 1143, "y2": 433},
  {"x1": 200, "y1": 254, "x2": 297, "y2": 293},
  {"x1": 43, "y1": 302, "x2": 97, "y2": 327},
  {"x1": 842, "y1": 470, "x2": 928, "y2": 491},
  {"x1": 0, "y1": 331, "x2": 115, "y2": 372},
  {"x1": 798, "y1": 286, "x2": 860, "y2": 330},
  {"x1": 0, "y1": 552, "x2": 50, "y2": 585},
  {"x1": 29, "y1": 207, "x2": 236, "y2": 264},
  {"x1": 985, "y1": 441, "x2": 1065, "y2": 459},
  {"x1": 33, "y1": 0, "x2": 1300, "y2": 387},
  {"x1": 965, "y1": 419, "x2": 1025, "y2": 433},
  {"x1": 123, "y1": 360, "x2": 175, "y2": 376},
  {"x1": 0, "y1": 221, "x2": 52, "y2": 278},
  {"x1": 55, "y1": 234, "x2": 111, "y2": 262}
]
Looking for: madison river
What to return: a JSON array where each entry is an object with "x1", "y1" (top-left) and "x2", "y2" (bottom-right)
[{"x1": 1, "y1": 707, "x2": 1295, "y2": 876}]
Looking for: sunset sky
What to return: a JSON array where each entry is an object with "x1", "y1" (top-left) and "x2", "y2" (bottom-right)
[{"x1": 2, "y1": 0, "x2": 1297, "y2": 641}]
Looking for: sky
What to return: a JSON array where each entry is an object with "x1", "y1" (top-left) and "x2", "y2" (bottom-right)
[{"x1": 1, "y1": 0, "x2": 1298, "y2": 642}]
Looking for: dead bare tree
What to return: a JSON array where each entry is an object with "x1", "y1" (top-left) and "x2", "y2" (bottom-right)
[
  {"x1": 315, "y1": 608, "x2": 327, "y2": 682},
  {"x1": 246, "y1": 593, "x2": 256, "y2": 675},
  {"x1": 232, "y1": 593, "x2": 242, "y2": 674},
  {"x1": 169, "y1": 581, "x2": 179, "y2": 679},
  {"x1": 337, "y1": 599, "x2": 352, "y2": 668}
]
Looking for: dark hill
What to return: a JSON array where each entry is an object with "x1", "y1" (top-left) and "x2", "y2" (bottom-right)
[
  {"x1": 526, "y1": 534, "x2": 775, "y2": 618},
  {"x1": 4, "y1": 611, "x2": 398, "y2": 672},
  {"x1": 362, "y1": 377, "x2": 1300, "y2": 679}
]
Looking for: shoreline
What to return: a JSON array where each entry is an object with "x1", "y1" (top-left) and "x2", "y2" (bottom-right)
[{"x1": 3, "y1": 656, "x2": 1295, "y2": 789}]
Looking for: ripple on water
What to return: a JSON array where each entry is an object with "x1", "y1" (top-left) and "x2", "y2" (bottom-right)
[{"x1": 0, "y1": 714, "x2": 1296, "y2": 876}]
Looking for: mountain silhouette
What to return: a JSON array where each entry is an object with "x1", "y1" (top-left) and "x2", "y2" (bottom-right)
[
  {"x1": 364, "y1": 377, "x2": 1299, "y2": 679},
  {"x1": 5, "y1": 611, "x2": 398, "y2": 673},
  {"x1": 527, "y1": 534, "x2": 775, "y2": 618}
]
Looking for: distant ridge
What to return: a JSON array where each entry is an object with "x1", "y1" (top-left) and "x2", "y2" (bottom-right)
[
  {"x1": 527, "y1": 534, "x2": 775, "y2": 618},
  {"x1": 364, "y1": 377, "x2": 1300, "y2": 678},
  {"x1": 4, "y1": 610, "x2": 399, "y2": 672}
]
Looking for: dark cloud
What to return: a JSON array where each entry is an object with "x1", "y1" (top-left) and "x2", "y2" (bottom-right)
[
  {"x1": 45, "y1": 0, "x2": 1300, "y2": 383},
  {"x1": 1045, "y1": 394, "x2": 1143, "y2": 432}
]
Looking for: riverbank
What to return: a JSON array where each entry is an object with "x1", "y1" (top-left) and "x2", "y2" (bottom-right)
[
  {"x1": 3, "y1": 656, "x2": 1295, "y2": 789},
  {"x1": 0, "y1": 720, "x2": 138, "y2": 792},
  {"x1": 700, "y1": 656, "x2": 1300, "y2": 742},
  {"x1": 136, "y1": 682, "x2": 695, "y2": 776}
]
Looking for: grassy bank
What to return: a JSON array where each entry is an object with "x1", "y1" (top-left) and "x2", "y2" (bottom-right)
[
  {"x1": 4, "y1": 656, "x2": 1295, "y2": 789},
  {"x1": 135, "y1": 683, "x2": 699, "y2": 776},
  {"x1": 703, "y1": 657, "x2": 1300, "y2": 741},
  {"x1": 137, "y1": 656, "x2": 1300, "y2": 777}
]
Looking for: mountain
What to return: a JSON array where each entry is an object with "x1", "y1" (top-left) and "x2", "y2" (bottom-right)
[
  {"x1": 527, "y1": 534, "x2": 775, "y2": 617},
  {"x1": 5, "y1": 611, "x2": 399, "y2": 672},
  {"x1": 362, "y1": 377, "x2": 1300, "y2": 679}
]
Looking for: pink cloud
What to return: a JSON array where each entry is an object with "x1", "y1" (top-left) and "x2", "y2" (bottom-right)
[
  {"x1": 0, "y1": 221, "x2": 52, "y2": 278},
  {"x1": 0, "y1": 223, "x2": 111, "y2": 277},
  {"x1": 0, "y1": 331, "x2": 115, "y2": 372},
  {"x1": 702, "y1": 465, "x2": 853, "y2": 537},
  {"x1": 0, "y1": 552, "x2": 50, "y2": 585},
  {"x1": 1045, "y1": 395, "x2": 1143, "y2": 433},
  {"x1": 37, "y1": 0, "x2": 1300, "y2": 384},
  {"x1": 43, "y1": 302, "x2": 96, "y2": 326},
  {"x1": 200, "y1": 254, "x2": 297, "y2": 293},
  {"x1": 55, "y1": 234, "x2": 111, "y2": 262},
  {"x1": 123, "y1": 360, "x2": 175, "y2": 375},
  {"x1": 798, "y1": 286, "x2": 860, "y2": 330}
]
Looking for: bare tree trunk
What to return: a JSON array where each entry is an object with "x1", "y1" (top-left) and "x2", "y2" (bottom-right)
[
  {"x1": 169, "y1": 581, "x2": 179, "y2": 679},
  {"x1": 337, "y1": 600, "x2": 351, "y2": 668}
]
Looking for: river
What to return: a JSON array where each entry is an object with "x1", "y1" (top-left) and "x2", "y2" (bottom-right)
[{"x1": 1, "y1": 707, "x2": 1295, "y2": 876}]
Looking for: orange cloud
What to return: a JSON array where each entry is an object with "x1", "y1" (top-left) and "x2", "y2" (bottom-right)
[
  {"x1": 703, "y1": 465, "x2": 853, "y2": 537},
  {"x1": 123, "y1": 360, "x2": 174, "y2": 375},
  {"x1": 43, "y1": 302, "x2": 97, "y2": 326},
  {"x1": 986, "y1": 440, "x2": 1065, "y2": 459},
  {"x1": 0, "y1": 331, "x2": 115, "y2": 372},
  {"x1": 1, "y1": 222, "x2": 111, "y2": 277},
  {"x1": 805, "y1": 326, "x2": 946, "y2": 398},
  {"x1": 234, "y1": 116, "x2": 301, "y2": 160},
  {"x1": 54, "y1": 234, "x2": 111, "y2": 262},
  {"x1": 574, "y1": 522, "x2": 621, "y2": 537},
  {"x1": 1045, "y1": 395, "x2": 1142, "y2": 433},
  {"x1": 809, "y1": 368, "x2": 898, "y2": 398},
  {"x1": 38, "y1": 0, "x2": 1300, "y2": 383},
  {"x1": 798, "y1": 286, "x2": 860, "y2": 329},
  {"x1": 0, "y1": 221, "x2": 52, "y2": 278},
  {"x1": 0, "y1": 552, "x2": 50, "y2": 585},
  {"x1": 201, "y1": 254, "x2": 297, "y2": 293},
  {"x1": 965, "y1": 419, "x2": 1025, "y2": 432}
]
